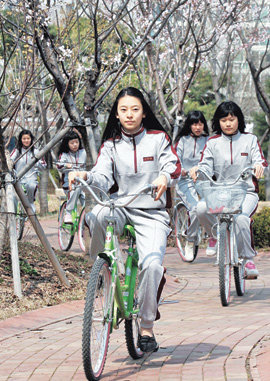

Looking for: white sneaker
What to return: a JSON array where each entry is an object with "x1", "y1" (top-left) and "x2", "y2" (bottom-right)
[
  {"x1": 206, "y1": 237, "x2": 217, "y2": 256},
  {"x1": 185, "y1": 241, "x2": 194, "y2": 262},
  {"x1": 64, "y1": 212, "x2": 73, "y2": 224}
]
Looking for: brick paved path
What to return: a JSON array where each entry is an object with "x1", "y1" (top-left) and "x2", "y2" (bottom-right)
[{"x1": 1, "y1": 216, "x2": 270, "y2": 380}]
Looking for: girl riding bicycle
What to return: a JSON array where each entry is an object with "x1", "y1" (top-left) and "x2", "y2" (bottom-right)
[
  {"x1": 69, "y1": 87, "x2": 181, "y2": 352},
  {"x1": 11, "y1": 129, "x2": 46, "y2": 213},
  {"x1": 57, "y1": 130, "x2": 87, "y2": 223},
  {"x1": 174, "y1": 110, "x2": 216, "y2": 261},
  {"x1": 190, "y1": 101, "x2": 268, "y2": 279}
]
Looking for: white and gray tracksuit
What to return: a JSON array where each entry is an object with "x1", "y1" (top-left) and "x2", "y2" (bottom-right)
[
  {"x1": 197, "y1": 131, "x2": 268, "y2": 259},
  {"x1": 175, "y1": 134, "x2": 208, "y2": 242},
  {"x1": 86, "y1": 126, "x2": 181, "y2": 329},
  {"x1": 57, "y1": 149, "x2": 87, "y2": 213},
  {"x1": 11, "y1": 148, "x2": 47, "y2": 212}
]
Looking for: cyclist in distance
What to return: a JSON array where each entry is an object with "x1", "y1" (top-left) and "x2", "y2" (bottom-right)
[
  {"x1": 190, "y1": 101, "x2": 268, "y2": 279},
  {"x1": 57, "y1": 130, "x2": 86, "y2": 223},
  {"x1": 69, "y1": 87, "x2": 181, "y2": 352},
  {"x1": 174, "y1": 110, "x2": 218, "y2": 261},
  {"x1": 11, "y1": 129, "x2": 46, "y2": 213}
]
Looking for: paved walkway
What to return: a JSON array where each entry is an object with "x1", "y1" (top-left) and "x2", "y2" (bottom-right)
[{"x1": 1, "y1": 239, "x2": 270, "y2": 380}]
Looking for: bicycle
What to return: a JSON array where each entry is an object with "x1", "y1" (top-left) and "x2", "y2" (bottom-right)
[
  {"x1": 58, "y1": 197, "x2": 87, "y2": 252},
  {"x1": 173, "y1": 176, "x2": 204, "y2": 262},
  {"x1": 197, "y1": 167, "x2": 252, "y2": 306},
  {"x1": 76, "y1": 177, "x2": 156, "y2": 381}
]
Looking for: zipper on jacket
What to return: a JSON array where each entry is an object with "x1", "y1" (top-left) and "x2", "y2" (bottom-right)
[
  {"x1": 132, "y1": 137, "x2": 137, "y2": 173},
  {"x1": 193, "y1": 137, "x2": 197, "y2": 158},
  {"x1": 230, "y1": 137, "x2": 233, "y2": 164}
]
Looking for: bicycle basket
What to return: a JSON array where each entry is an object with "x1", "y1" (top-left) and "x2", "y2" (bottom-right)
[{"x1": 201, "y1": 182, "x2": 248, "y2": 214}]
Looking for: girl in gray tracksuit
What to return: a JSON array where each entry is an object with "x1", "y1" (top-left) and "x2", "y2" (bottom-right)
[
  {"x1": 70, "y1": 87, "x2": 181, "y2": 352},
  {"x1": 11, "y1": 129, "x2": 46, "y2": 213},
  {"x1": 174, "y1": 111, "x2": 209, "y2": 259},
  {"x1": 57, "y1": 131, "x2": 86, "y2": 221},
  {"x1": 191, "y1": 101, "x2": 268, "y2": 279}
]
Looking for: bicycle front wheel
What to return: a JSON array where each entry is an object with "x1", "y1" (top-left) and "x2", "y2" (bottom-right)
[
  {"x1": 174, "y1": 204, "x2": 198, "y2": 262},
  {"x1": 16, "y1": 201, "x2": 25, "y2": 240},
  {"x1": 78, "y1": 208, "x2": 90, "y2": 252},
  {"x1": 82, "y1": 258, "x2": 111, "y2": 381},
  {"x1": 218, "y1": 221, "x2": 232, "y2": 306},
  {"x1": 58, "y1": 201, "x2": 74, "y2": 251}
]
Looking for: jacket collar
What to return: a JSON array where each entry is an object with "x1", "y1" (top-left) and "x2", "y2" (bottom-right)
[
  {"x1": 121, "y1": 125, "x2": 145, "y2": 142},
  {"x1": 221, "y1": 130, "x2": 241, "y2": 140}
]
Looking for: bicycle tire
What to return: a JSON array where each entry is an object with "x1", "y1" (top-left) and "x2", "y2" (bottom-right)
[
  {"x1": 218, "y1": 221, "x2": 232, "y2": 306},
  {"x1": 234, "y1": 264, "x2": 245, "y2": 296},
  {"x1": 58, "y1": 201, "x2": 74, "y2": 251},
  {"x1": 174, "y1": 203, "x2": 199, "y2": 262},
  {"x1": 82, "y1": 258, "x2": 111, "y2": 381},
  {"x1": 125, "y1": 297, "x2": 144, "y2": 359},
  {"x1": 16, "y1": 201, "x2": 25, "y2": 241},
  {"x1": 78, "y1": 208, "x2": 90, "y2": 252}
]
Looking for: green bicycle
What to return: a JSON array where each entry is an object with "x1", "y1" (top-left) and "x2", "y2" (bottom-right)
[
  {"x1": 58, "y1": 199, "x2": 88, "y2": 252},
  {"x1": 76, "y1": 178, "x2": 156, "y2": 381}
]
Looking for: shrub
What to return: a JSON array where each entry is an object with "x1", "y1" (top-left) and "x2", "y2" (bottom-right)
[
  {"x1": 253, "y1": 207, "x2": 270, "y2": 248},
  {"x1": 258, "y1": 179, "x2": 265, "y2": 201}
]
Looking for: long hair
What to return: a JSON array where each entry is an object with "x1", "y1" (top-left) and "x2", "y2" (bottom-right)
[
  {"x1": 57, "y1": 130, "x2": 82, "y2": 156},
  {"x1": 174, "y1": 110, "x2": 209, "y2": 143},
  {"x1": 212, "y1": 101, "x2": 246, "y2": 134},
  {"x1": 17, "y1": 129, "x2": 35, "y2": 154},
  {"x1": 101, "y1": 87, "x2": 169, "y2": 144}
]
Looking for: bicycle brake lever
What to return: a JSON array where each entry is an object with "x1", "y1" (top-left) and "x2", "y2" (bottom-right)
[{"x1": 151, "y1": 185, "x2": 158, "y2": 199}]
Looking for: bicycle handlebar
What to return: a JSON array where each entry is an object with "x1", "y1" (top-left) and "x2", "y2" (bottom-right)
[
  {"x1": 197, "y1": 166, "x2": 254, "y2": 186},
  {"x1": 74, "y1": 177, "x2": 157, "y2": 208}
]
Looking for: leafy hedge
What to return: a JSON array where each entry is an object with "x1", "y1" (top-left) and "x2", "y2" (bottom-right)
[{"x1": 253, "y1": 207, "x2": 270, "y2": 248}]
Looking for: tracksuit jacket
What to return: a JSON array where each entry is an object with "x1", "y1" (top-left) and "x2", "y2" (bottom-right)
[
  {"x1": 198, "y1": 131, "x2": 268, "y2": 191},
  {"x1": 11, "y1": 148, "x2": 46, "y2": 210},
  {"x1": 197, "y1": 131, "x2": 268, "y2": 259},
  {"x1": 86, "y1": 126, "x2": 181, "y2": 329},
  {"x1": 57, "y1": 149, "x2": 87, "y2": 190},
  {"x1": 57, "y1": 149, "x2": 87, "y2": 213},
  {"x1": 11, "y1": 147, "x2": 47, "y2": 181},
  {"x1": 175, "y1": 134, "x2": 208, "y2": 171},
  {"x1": 88, "y1": 127, "x2": 181, "y2": 208}
]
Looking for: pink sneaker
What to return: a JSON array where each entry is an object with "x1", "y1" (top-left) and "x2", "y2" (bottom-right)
[
  {"x1": 244, "y1": 260, "x2": 259, "y2": 279},
  {"x1": 206, "y1": 237, "x2": 217, "y2": 256}
]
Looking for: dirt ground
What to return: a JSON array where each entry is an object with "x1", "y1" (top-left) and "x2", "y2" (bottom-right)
[
  {"x1": 0, "y1": 240, "x2": 92, "y2": 321},
  {"x1": 0, "y1": 192, "x2": 93, "y2": 321}
]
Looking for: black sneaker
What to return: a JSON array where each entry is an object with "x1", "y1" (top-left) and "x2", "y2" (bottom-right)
[{"x1": 137, "y1": 334, "x2": 159, "y2": 352}]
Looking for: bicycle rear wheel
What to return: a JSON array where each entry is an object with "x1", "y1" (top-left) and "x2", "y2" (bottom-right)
[
  {"x1": 174, "y1": 203, "x2": 199, "y2": 262},
  {"x1": 58, "y1": 201, "x2": 74, "y2": 251},
  {"x1": 234, "y1": 262, "x2": 245, "y2": 296},
  {"x1": 16, "y1": 201, "x2": 25, "y2": 241},
  {"x1": 218, "y1": 221, "x2": 232, "y2": 306},
  {"x1": 82, "y1": 258, "x2": 111, "y2": 381},
  {"x1": 78, "y1": 208, "x2": 90, "y2": 252}
]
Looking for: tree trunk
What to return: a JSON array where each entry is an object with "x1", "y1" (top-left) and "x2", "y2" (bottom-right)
[
  {"x1": 265, "y1": 141, "x2": 270, "y2": 201},
  {"x1": 0, "y1": 189, "x2": 8, "y2": 259},
  {"x1": 39, "y1": 168, "x2": 49, "y2": 216}
]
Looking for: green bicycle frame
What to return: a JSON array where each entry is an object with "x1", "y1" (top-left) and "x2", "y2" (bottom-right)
[
  {"x1": 99, "y1": 222, "x2": 139, "y2": 330},
  {"x1": 60, "y1": 204, "x2": 80, "y2": 235}
]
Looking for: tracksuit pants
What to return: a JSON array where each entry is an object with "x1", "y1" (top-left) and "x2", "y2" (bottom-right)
[
  {"x1": 86, "y1": 205, "x2": 171, "y2": 329},
  {"x1": 64, "y1": 187, "x2": 85, "y2": 213}
]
